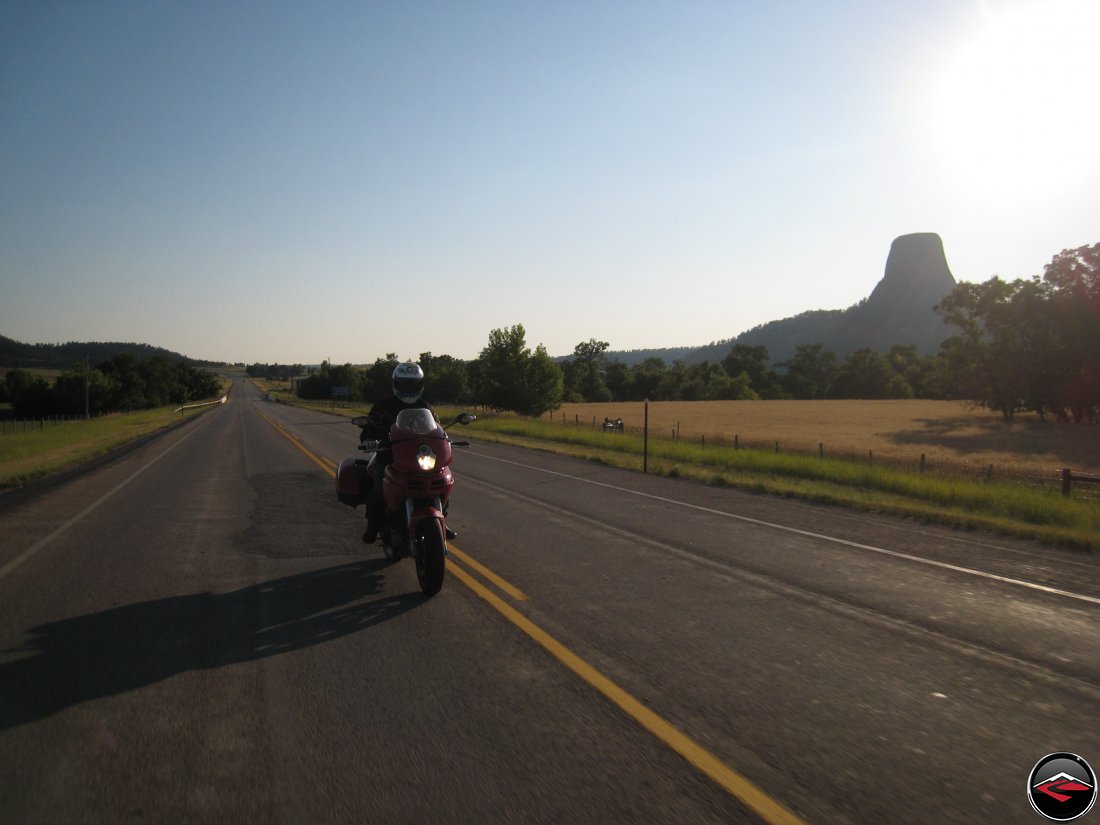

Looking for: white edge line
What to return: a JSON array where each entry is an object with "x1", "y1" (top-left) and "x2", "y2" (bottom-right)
[
  {"x1": 466, "y1": 451, "x2": 1100, "y2": 608},
  {"x1": 0, "y1": 421, "x2": 206, "y2": 584}
]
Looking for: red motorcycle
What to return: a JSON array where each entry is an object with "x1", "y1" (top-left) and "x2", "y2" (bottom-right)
[{"x1": 336, "y1": 409, "x2": 475, "y2": 595}]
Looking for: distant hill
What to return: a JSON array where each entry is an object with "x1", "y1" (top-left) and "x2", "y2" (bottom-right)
[
  {"x1": 604, "y1": 232, "x2": 958, "y2": 367},
  {"x1": 580, "y1": 345, "x2": 699, "y2": 368},
  {"x1": 0, "y1": 335, "x2": 222, "y2": 369}
]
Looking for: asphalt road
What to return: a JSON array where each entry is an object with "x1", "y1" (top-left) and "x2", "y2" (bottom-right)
[{"x1": 1, "y1": 380, "x2": 1098, "y2": 824}]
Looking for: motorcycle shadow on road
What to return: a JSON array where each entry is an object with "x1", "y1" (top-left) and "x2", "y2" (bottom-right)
[{"x1": 0, "y1": 558, "x2": 421, "y2": 730}]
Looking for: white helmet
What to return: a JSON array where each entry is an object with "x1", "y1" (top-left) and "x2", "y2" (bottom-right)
[{"x1": 392, "y1": 362, "x2": 424, "y2": 403}]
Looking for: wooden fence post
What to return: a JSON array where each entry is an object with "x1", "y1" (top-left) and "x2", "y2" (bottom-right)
[{"x1": 1062, "y1": 468, "x2": 1071, "y2": 497}]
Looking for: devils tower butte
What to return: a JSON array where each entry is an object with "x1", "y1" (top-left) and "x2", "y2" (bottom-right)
[{"x1": 715, "y1": 232, "x2": 959, "y2": 365}]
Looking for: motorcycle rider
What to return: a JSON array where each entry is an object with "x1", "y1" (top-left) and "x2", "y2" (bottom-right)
[{"x1": 359, "y1": 362, "x2": 455, "y2": 544}]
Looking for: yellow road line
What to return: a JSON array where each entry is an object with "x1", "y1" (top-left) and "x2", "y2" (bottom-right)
[
  {"x1": 253, "y1": 406, "x2": 529, "y2": 601},
  {"x1": 253, "y1": 404, "x2": 804, "y2": 822},
  {"x1": 447, "y1": 545, "x2": 529, "y2": 601},
  {"x1": 448, "y1": 562, "x2": 808, "y2": 825},
  {"x1": 254, "y1": 407, "x2": 335, "y2": 477}
]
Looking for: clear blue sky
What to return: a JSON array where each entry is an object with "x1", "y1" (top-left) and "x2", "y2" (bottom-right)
[{"x1": 3, "y1": 1, "x2": 1098, "y2": 365}]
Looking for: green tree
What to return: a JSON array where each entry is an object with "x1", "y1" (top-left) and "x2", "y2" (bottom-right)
[
  {"x1": 419, "y1": 352, "x2": 470, "y2": 404},
  {"x1": 629, "y1": 358, "x2": 667, "y2": 401},
  {"x1": 52, "y1": 367, "x2": 118, "y2": 415},
  {"x1": 478, "y1": 326, "x2": 529, "y2": 411},
  {"x1": 936, "y1": 278, "x2": 1046, "y2": 419},
  {"x1": 522, "y1": 344, "x2": 565, "y2": 416},
  {"x1": 704, "y1": 364, "x2": 759, "y2": 400},
  {"x1": 564, "y1": 338, "x2": 611, "y2": 402},
  {"x1": 722, "y1": 344, "x2": 775, "y2": 393},
  {"x1": 298, "y1": 360, "x2": 368, "y2": 401},
  {"x1": 658, "y1": 361, "x2": 690, "y2": 400},
  {"x1": 1041, "y1": 243, "x2": 1100, "y2": 419},
  {"x1": 361, "y1": 354, "x2": 400, "y2": 401},
  {"x1": 603, "y1": 360, "x2": 633, "y2": 400},
  {"x1": 884, "y1": 345, "x2": 926, "y2": 398},
  {"x1": 829, "y1": 348, "x2": 908, "y2": 399},
  {"x1": 779, "y1": 343, "x2": 838, "y2": 399},
  {"x1": 6, "y1": 370, "x2": 53, "y2": 418},
  {"x1": 477, "y1": 325, "x2": 564, "y2": 415}
]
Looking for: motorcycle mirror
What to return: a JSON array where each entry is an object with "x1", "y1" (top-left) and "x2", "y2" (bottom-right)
[
  {"x1": 455, "y1": 413, "x2": 477, "y2": 426},
  {"x1": 351, "y1": 415, "x2": 368, "y2": 427}
]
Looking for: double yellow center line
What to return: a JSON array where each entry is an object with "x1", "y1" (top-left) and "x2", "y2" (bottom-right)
[{"x1": 255, "y1": 405, "x2": 808, "y2": 825}]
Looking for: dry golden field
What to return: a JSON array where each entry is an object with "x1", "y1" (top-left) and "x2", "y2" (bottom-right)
[{"x1": 543, "y1": 400, "x2": 1100, "y2": 479}]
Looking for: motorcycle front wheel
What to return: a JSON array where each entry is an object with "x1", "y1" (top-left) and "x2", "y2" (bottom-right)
[{"x1": 415, "y1": 520, "x2": 446, "y2": 596}]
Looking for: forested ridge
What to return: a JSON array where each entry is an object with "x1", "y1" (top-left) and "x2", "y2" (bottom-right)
[
  {"x1": 7, "y1": 243, "x2": 1094, "y2": 423},
  {"x1": 1, "y1": 353, "x2": 222, "y2": 418},
  {"x1": 0, "y1": 336, "x2": 224, "y2": 369},
  {"x1": 257, "y1": 244, "x2": 1099, "y2": 423}
]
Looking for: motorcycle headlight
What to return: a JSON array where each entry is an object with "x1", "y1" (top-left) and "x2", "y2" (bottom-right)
[{"x1": 417, "y1": 447, "x2": 437, "y2": 471}]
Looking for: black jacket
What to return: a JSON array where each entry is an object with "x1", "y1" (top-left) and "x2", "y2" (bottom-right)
[{"x1": 359, "y1": 396, "x2": 436, "y2": 442}]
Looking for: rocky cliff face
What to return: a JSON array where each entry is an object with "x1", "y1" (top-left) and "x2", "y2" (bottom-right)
[
  {"x1": 834, "y1": 232, "x2": 958, "y2": 357},
  {"x1": 862, "y1": 233, "x2": 957, "y2": 325},
  {"x1": 605, "y1": 233, "x2": 960, "y2": 367},
  {"x1": 699, "y1": 232, "x2": 957, "y2": 365}
]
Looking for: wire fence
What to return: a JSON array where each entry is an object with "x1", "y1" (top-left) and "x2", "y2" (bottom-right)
[
  {"x1": 547, "y1": 411, "x2": 1100, "y2": 504},
  {"x1": 265, "y1": 396, "x2": 1100, "y2": 504},
  {"x1": 278, "y1": 398, "x2": 362, "y2": 410},
  {"x1": 0, "y1": 415, "x2": 102, "y2": 434}
]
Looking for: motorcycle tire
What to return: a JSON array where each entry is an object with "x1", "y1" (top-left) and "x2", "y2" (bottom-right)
[{"x1": 415, "y1": 520, "x2": 446, "y2": 596}]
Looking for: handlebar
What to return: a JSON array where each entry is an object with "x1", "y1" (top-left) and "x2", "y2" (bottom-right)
[{"x1": 360, "y1": 437, "x2": 470, "y2": 451}]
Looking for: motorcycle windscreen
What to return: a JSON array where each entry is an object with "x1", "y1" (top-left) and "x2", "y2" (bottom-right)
[{"x1": 394, "y1": 407, "x2": 439, "y2": 434}]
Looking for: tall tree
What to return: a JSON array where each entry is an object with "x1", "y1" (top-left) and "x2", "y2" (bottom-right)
[
  {"x1": 829, "y1": 348, "x2": 909, "y2": 399},
  {"x1": 1041, "y1": 244, "x2": 1100, "y2": 419},
  {"x1": 419, "y1": 352, "x2": 470, "y2": 404},
  {"x1": 522, "y1": 345, "x2": 565, "y2": 416},
  {"x1": 721, "y1": 344, "x2": 772, "y2": 389},
  {"x1": 477, "y1": 325, "x2": 564, "y2": 416},
  {"x1": 565, "y1": 338, "x2": 611, "y2": 402},
  {"x1": 936, "y1": 278, "x2": 1044, "y2": 419},
  {"x1": 779, "y1": 344, "x2": 838, "y2": 399}
]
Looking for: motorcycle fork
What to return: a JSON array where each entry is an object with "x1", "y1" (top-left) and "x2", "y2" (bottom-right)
[{"x1": 405, "y1": 496, "x2": 446, "y2": 558}]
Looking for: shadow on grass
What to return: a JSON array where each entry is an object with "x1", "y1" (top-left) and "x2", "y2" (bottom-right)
[{"x1": 889, "y1": 416, "x2": 1100, "y2": 468}]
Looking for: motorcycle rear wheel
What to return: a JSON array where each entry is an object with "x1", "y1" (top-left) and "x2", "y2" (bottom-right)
[{"x1": 415, "y1": 520, "x2": 446, "y2": 596}]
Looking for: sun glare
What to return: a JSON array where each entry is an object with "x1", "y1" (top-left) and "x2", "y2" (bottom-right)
[{"x1": 925, "y1": 1, "x2": 1100, "y2": 202}]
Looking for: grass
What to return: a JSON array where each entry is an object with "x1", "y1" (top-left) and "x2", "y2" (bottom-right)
[
  {"x1": 259, "y1": 386, "x2": 1100, "y2": 547},
  {"x1": 547, "y1": 399, "x2": 1100, "y2": 478},
  {"x1": 450, "y1": 411, "x2": 1100, "y2": 550},
  {"x1": 0, "y1": 379, "x2": 230, "y2": 490}
]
